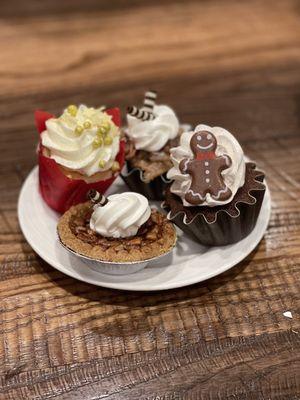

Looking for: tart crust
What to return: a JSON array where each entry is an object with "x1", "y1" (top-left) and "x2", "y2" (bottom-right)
[{"x1": 58, "y1": 203, "x2": 177, "y2": 262}]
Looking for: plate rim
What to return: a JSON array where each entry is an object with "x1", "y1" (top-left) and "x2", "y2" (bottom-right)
[{"x1": 18, "y1": 166, "x2": 271, "y2": 291}]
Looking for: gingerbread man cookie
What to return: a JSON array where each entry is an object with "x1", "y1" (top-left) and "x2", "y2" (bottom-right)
[{"x1": 179, "y1": 130, "x2": 232, "y2": 205}]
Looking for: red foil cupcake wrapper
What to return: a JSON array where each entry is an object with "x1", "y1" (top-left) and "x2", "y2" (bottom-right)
[
  {"x1": 36, "y1": 108, "x2": 125, "y2": 214},
  {"x1": 121, "y1": 161, "x2": 171, "y2": 201},
  {"x1": 163, "y1": 164, "x2": 266, "y2": 246}
]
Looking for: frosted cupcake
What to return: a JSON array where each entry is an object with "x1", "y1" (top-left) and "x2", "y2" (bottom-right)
[
  {"x1": 58, "y1": 190, "x2": 177, "y2": 274},
  {"x1": 121, "y1": 91, "x2": 186, "y2": 200},
  {"x1": 36, "y1": 105, "x2": 125, "y2": 213},
  {"x1": 164, "y1": 124, "x2": 266, "y2": 245}
]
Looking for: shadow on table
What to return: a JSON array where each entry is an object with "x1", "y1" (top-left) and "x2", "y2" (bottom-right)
[
  {"x1": 35, "y1": 246, "x2": 258, "y2": 338},
  {"x1": 37, "y1": 245, "x2": 258, "y2": 306}
]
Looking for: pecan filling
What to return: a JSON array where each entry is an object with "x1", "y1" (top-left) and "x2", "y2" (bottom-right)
[
  {"x1": 69, "y1": 208, "x2": 168, "y2": 252},
  {"x1": 124, "y1": 129, "x2": 183, "y2": 181}
]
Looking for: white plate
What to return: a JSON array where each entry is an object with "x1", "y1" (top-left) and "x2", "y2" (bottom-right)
[{"x1": 18, "y1": 167, "x2": 271, "y2": 291}]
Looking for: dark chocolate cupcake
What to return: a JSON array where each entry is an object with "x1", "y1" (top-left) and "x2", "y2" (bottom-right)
[
  {"x1": 163, "y1": 124, "x2": 266, "y2": 245},
  {"x1": 121, "y1": 91, "x2": 188, "y2": 200}
]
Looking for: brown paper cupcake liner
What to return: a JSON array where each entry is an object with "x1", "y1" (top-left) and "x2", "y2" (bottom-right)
[
  {"x1": 162, "y1": 162, "x2": 266, "y2": 246},
  {"x1": 121, "y1": 162, "x2": 171, "y2": 201}
]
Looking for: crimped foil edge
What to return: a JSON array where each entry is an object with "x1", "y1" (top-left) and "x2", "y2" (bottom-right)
[{"x1": 58, "y1": 229, "x2": 177, "y2": 265}]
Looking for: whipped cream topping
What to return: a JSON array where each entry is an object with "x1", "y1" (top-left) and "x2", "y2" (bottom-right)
[
  {"x1": 41, "y1": 105, "x2": 120, "y2": 176},
  {"x1": 90, "y1": 192, "x2": 151, "y2": 238},
  {"x1": 167, "y1": 124, "x2": 246, "y2": 207},
  {"x1": 126, "y1": 105, "x2": 179, "y2": 152}
]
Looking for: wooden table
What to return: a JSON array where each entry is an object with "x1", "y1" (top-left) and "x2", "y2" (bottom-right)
[{"x1": 0, "y1": 1, "x2": 299, "y2": 398}]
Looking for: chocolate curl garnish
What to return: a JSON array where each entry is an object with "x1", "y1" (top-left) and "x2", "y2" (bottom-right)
[
  {"x1": 87, "y1": 189, "x2": 108, "y2": 206},
  {"x1": 127, "y1": 106, "x2": 155, "y2": 121},
  {"x1": 143, "y1": 90, "x2": 157, "y2": 113}
]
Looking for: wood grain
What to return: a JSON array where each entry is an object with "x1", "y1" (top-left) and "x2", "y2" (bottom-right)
[{"x1": 0, "y1": 0, "x2": 300, "y2": 399}]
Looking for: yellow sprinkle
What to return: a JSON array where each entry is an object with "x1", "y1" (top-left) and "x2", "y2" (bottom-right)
[
  {"x1": 92, "y1": 137, "x2": 103, "y2": 148},
  {"x1": 104, "y1": 135, "x2": 113, "y2": 146},
  {"x1": 97, "y1": 126, "x2": 107, "y2": 135},
  {"x1": 75, "y1": 125, "x2": 84, "y2": 135},
  {"x1": 111, "y1": 161, "x2": 120, "y2": 172},
  {"x1": 83, "y1": 120, "x2": 92, "y2": 129},
  {"x1": 102, "y1": 121, "x2": 111, "y2": 132},
  {"x1": 67, "y1": 105, "x2": 77, "y2": 116},
  {"x1": 99, "y1": 160, "x2": 106, "y2": 168}
]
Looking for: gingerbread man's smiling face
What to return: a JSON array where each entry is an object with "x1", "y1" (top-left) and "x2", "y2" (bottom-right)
[{"x1": 190, "y1": 130, "x2": 217, "y2": 155}]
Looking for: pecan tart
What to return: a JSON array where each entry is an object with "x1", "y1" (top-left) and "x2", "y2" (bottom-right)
[{"x1": 58, "y1": 192, "x2": 177, "y2": 263}]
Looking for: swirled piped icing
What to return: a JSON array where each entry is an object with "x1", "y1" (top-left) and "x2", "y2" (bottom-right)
[
  {"x1": 90, "y1": 192, "x2": 151, "y2": 238},
  {"x1": 41, "y1": 105, "x2": 120, "y2": 176},
  {"x1": 126, "y1": 105, "x2": 179, "y2": 152},
  {"x1": 167, "y1": 124, "x2": 246, "y2": 207}
]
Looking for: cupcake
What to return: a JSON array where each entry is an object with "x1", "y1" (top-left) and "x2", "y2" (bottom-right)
[
  {"x1": 121, "y1": 91, "x2": 187, "y2": 200},
  {"x1": 57, "y1": 190, "x2": 177, "y2": 274},
  {"x1": 36, "y1": 105, "x2": 125, "y2": 213},
  {"x1": 164, "y1": 124, "x2": 266, "y2": 245}
]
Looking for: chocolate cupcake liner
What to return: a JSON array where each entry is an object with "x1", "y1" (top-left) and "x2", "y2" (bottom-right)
[
  {"x1": 121, "y1": 162, "x2": 172, "y2": 201},
  {"x1": 162, "y1": 163, "x2": 266, "y2": 246}
]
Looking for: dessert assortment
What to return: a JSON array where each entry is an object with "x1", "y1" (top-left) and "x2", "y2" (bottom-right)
[{"x1": 34, "y1": 93, "x2": 266, "y2": 274}]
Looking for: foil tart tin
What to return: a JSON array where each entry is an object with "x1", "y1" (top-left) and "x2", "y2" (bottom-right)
[
  {"x1": 162, "y1": 168, "x2": 266, "y2": 246},
  {"x1": 58, "y1": 236, "x2": 176, "y2": 275}
]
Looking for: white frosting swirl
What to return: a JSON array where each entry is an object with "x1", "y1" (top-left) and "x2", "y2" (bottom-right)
[
  {"x1": 90, "y1": 192, "x2": 151, "y2": 238},
  {"x1": 126, "y1": 105, "x2": 179, "y2": 152},
  {"x1": 167, "y1": 124, "x2": 246, "y2": 207},
  {"x1": 41, "y1": 105, "x2": 120, "y2": 176}
]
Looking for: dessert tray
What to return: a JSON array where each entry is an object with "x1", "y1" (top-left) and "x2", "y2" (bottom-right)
[{"x1": 18, "y1": 167, "x2": 271, "y2": 291}]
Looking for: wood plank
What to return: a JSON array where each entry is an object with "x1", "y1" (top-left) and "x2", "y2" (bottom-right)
[{"x1": 1, "y1": 332, "x2": 299, "y2": 399}]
